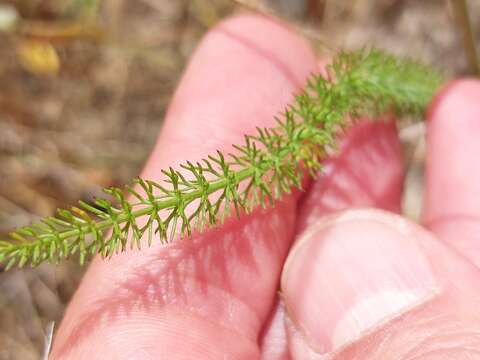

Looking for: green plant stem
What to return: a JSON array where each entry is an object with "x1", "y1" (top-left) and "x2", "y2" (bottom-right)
[
  {"x1": 25, "y1": 168, "x2": 256, "y2": 246},
  {"x1": 0, "y1": 49, "x2": 443, "y2": 270}
]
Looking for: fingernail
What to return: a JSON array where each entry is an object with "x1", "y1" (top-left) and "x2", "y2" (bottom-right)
[{"x1": 281, "y1": 209, "x2": 439, "y2": 355}]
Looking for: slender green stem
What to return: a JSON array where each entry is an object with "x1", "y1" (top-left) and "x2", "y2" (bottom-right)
[
  {"x1": 53, "y1": 167, "x2": 257, "y2": 242},
  {"x1": 0, "y1": 49, "x2": 443, "y2": 270}
]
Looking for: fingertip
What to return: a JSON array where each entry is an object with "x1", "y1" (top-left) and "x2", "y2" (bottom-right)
[
  {"x1": 426, "y1": 78, "x2": 480, "y2": 123},
  {"x1": 143, "y1": 12, "x2": 317, "y2": 178},
  {"x1": 215, "y1": 12, "x2": 314, "y2": 73},
  {"x1": 282, "y1": 209, "x2": 439, "y2": 356}
]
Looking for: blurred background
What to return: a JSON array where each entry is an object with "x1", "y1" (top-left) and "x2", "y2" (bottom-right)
[{"x1": 0, "y1": 0, "x2": 478, "y2": 358}]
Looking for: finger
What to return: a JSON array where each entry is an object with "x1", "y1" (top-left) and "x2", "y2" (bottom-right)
[
  {"x1": 260, "y1": 119, "x2": 404, "y2": 359},
  {"x1": 282, "y1": 208, "x2": 480, "y2": 359},
  {"x1": 423, "y1": 79, "x2": 480, "y2": 267},
  {"x1": 51, "y1": 14, "x2": 317, "y2": 359}
]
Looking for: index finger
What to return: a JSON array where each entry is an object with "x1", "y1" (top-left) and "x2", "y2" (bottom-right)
[{"x1": 51, "y1": 14, "x2": 316, "y2": 359}]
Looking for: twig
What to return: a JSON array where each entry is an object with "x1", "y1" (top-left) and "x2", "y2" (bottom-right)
[
  {"x1": 449, "y1": 0, "x2": 480, "y2": 75},
  {"x1": 307, "y1": 0, "x2": 326, "y2": 21},
  {"x1": 41, "y1": 322, "x2": 55, "y2": 360}
]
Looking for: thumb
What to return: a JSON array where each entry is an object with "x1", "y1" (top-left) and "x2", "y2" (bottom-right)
[{"x1": 281, "y1": 209, "x2": 480, "y2": 359}]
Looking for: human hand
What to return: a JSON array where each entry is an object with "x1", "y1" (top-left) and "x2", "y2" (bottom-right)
[{"x1": 51, "y1": 14, "x2": 480, "y2": 359}]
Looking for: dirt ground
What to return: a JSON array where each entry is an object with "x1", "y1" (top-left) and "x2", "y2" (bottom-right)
[{"x1": 0, "y1": 0, "x2": 478, "y2": 358}]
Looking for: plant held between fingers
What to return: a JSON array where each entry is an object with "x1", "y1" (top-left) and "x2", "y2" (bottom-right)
[{"x1": 0, "y1": 49, "x2": 443, "y2": 270}]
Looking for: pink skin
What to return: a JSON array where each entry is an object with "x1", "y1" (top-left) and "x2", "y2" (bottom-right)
[
  {"x1": 52, "y1": 14, "x2": 480, "y2": 360},
  {"x1": 424, "y1": 80, "x2": 480, "y2": 267}
]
